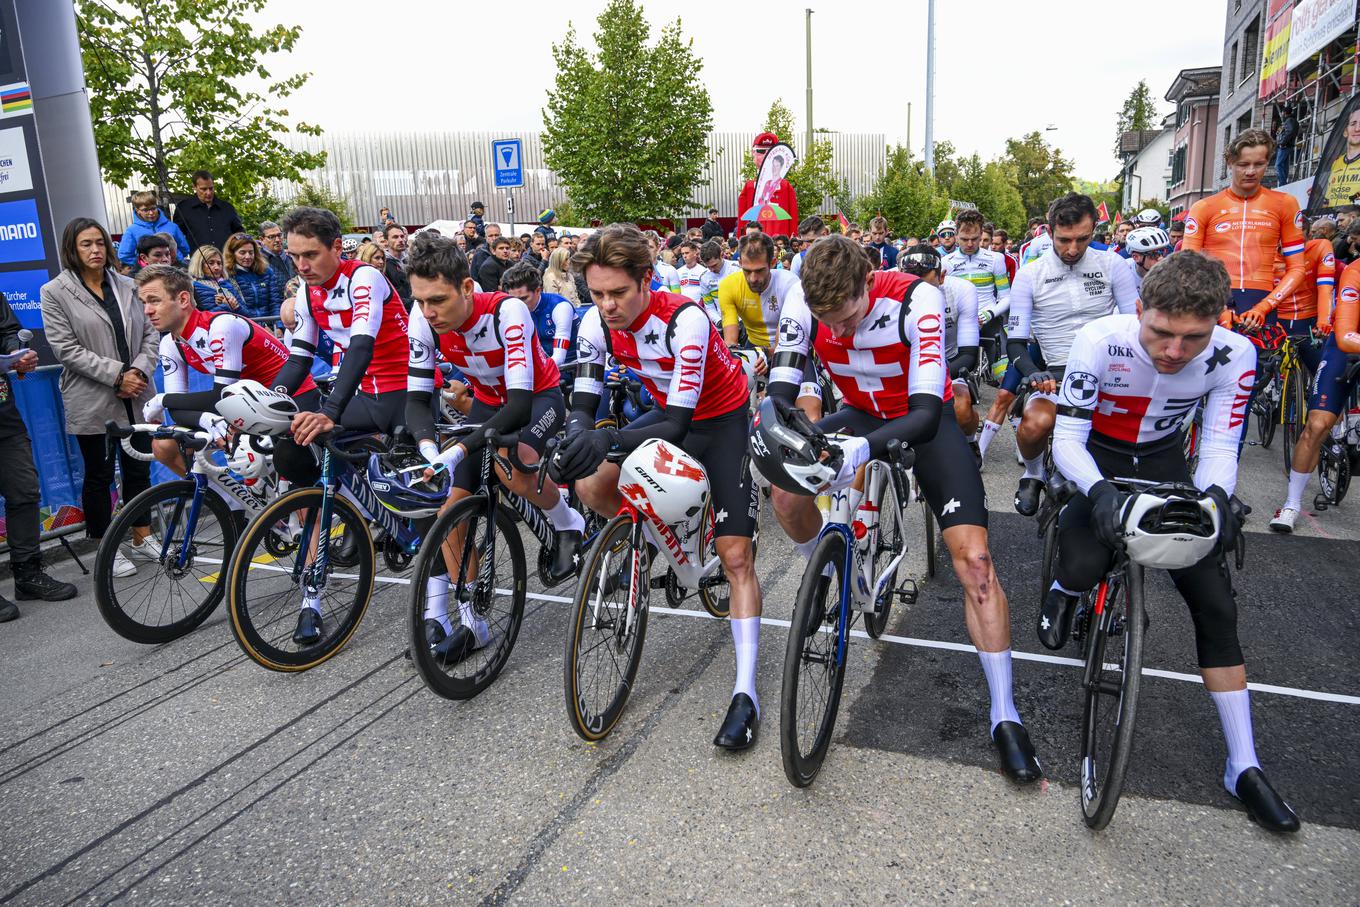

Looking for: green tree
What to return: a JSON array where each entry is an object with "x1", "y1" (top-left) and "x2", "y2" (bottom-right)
[
  {"x1": 946, "y1": 154, "x2": 1026, "y2": 235},
  {"x1": 1001, "y1": 131, "x2": 1076, "y2": 220},
  {"x1": 741, "y1": 99, "x2": 845, "y2": 222},
  {"x1": 542, "y1": 0, "x2": 713, "y2": 222},
  {"x1": 77, "y1": 0, "x2": 325, "y2": 206},
  {"x1": 1073, "y1": 177, "x2": 1122, "y2": 224},
  {"x1": 1114, "y1": 80, "x2": 1160, "y2": 159},
  {"x1": 855, "y1": 145, "x2": 950, "y2": 239}
]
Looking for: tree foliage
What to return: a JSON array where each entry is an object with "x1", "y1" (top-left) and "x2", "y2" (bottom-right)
[
  {"x1": 542, "y1": 0, "x2": 713, "y2": 222},
  {"x1": 1073, "y1": 177, "x2": 1122, "y2": 224},
  {"x1": 947, "y1": 154, "x2": 1026, "y2": 235},
  {"x1": 77, "y1": 0, "x2": 324, "y2": 204},
  {"x1": 1001, "y1": 132, "x2": 1076, "y2": 220},
  {"x1": 1115, "y1": 80, "x2": 1161, "y2": 159},
  {"x1": 740, "y1": 99, "x2": 845, "y2": 219},
  {"x1": 854, "y1": 145, "x2": 950, "y2": 238}
]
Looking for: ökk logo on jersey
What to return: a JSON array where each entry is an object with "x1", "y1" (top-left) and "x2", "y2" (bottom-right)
[{"x1": 1063, "y1": 371, "x2": 1099, "y2": 405}]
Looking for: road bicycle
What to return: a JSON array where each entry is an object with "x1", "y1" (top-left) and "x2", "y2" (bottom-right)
[
  {"x1": 1314, "y1": 357, "x2": 1360, "y2": 511},
  {"x1": 780, "y1": 436, "x2": 919, "y2": 788}
]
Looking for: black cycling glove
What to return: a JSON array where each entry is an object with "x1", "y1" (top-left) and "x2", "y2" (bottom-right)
[
  {"x1": 551, "y1": 427, "x2": 617, "y2": 483},
  {"x1": 1204, "y1": 485, "x2": 1240, "y2": 556}
]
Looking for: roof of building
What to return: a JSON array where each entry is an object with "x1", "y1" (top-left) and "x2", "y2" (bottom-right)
[{"x1": 1165, "y1": 67, "x2": 1221, "y2": 103}]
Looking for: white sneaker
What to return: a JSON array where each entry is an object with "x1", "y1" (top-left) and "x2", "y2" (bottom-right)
[
  {"x1": 111, "y1": 550, "x2": 137, "y2": 577},
  {"x1": 126, "y1": 537, "x2": 161, "y2": 560},
  {"x1": 1268, "y1": 506, "x2": 1299, "y2": 533}
]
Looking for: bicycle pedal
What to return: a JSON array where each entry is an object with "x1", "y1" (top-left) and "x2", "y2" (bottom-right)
[
  {"x1": 649, "y1": 576, "x2": 668, "y2": 591},
  {"x1": 896, "y1": 578, "x2": 918, "y2": 605}
]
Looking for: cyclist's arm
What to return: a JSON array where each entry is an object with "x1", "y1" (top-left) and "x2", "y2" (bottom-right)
[
  {"x1": 162, "y1": 314, "x2": 251, "y2": 414},
  {"x1": 321, "y1": 265, "x2": 391, "y2": 421},
  {"x1": 1194, "y1": 340, "x2": 1256, "y2": 495},
  {"x1": 951, "y1": 281, "x2": 980, "y2": 378},
  {"x1": 1004, "y1": 268, "x2": 1039, "y2": 375},
  {"x1": 549, "y1": 299, "x2": 573, "y2": 366},
  {"x1": 1334, "y1": 269, "x2": 1360, "y2": 354},
  {"x1": 565, "y1": 308, "x2": 608, "y2": 435},
  {"x1": 404, "y1": 305, "x2": 440, "y2": 444},
  {"x1": 992, "y1": 252, "x2": 1011, "y2": 304},
  {"x1": 1180, "y1": 204, "x2": 1206, "y2": 252},
  {"x1": 611, "y1": 306, "x2": 710, "y2": 450},
  {"x1": 1268, "y1": 197, "x2": 1308, "y2": 309},
  {"x1": 273, "y1": 295, "x2": 318, "y2": 395},
  {"x1": 767, "y1": 294, "x2": 813, "y2": 405},
  {"x1": 159, "y1": 334, "x2": 189, "y2": 395},
  {"x1": 1316, "y1": 242, "x2": 1337, "y2": 327},
  {"x1": 1051, "y1": 328, "x2": 1107, "y2": 494},
  {"x1": 717, "y1": 276, "x2": 741, "y2": 344}
]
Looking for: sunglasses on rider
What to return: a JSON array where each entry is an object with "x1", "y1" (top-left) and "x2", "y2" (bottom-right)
[{"x1": 938, "y1": 230, "x2": 956, "y2": 238}]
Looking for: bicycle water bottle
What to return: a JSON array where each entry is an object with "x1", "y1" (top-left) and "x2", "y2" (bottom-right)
[{"x1": 853, "y1": 499, "x2": 878, "y2": 559}]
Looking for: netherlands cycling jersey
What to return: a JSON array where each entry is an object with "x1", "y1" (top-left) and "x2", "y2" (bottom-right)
[
  {"x1": 1336, "y1": 260, "x2": 1360, "y2": 354},
  {"x1": 529, "y1": 291, "x2": 575, "y2": 366},
  {"x1": 1019, "y1": 231, "x2": 1052, "y2": 267},
  {"x1": 940, "y1": 274, "x2": 980, "y2": 360},
  {"x1": 943, "y1": 248, "x2": 1011, "y2": 316},
  {"x1": 676, "y1": 263, "x2": 706, "y2": 304},
  {"x1": 1273, "y1": 238, "x2": 1336, "y2": 321},
  {"x1": 770, "y1": 270, "x2": 950, "y2": 420},
  {"x1": 407, "y1": 292, "x2": 560, "y2": 406},
  {"x1": 1052, "y1": 313, "x2": 1255, "y2": 496},
  {"x1": 288, "y1": 259, "x2": 408, "y2": 394},
  {"x1": 717, "y1": 268, "x2": 803, "y2": 349},
  {"x1": 1182, "y1": 187, "x2": 1306, "y2": 300},
  {"x1": 698, "y1": 260, "x2": 739, "y2": 325},
  {"x1": 1006, "y1": 246, "x2": 1139, "y2": 368},
  {"x1": 160, "y1": 308, "x2": 316, "y2": 395},
  {"x1": 573, "y1": 289, "x2": 747, "y2": 419}
]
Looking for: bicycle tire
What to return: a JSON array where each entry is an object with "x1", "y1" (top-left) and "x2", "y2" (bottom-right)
[
  {"x1": 1078, "y1": 564, "x2": 1145, "y2": 830},
  {"x1": 564, "y1": 515, "x2": 649, "y2": 741},
  {"x1": 227, "y1": 486, "x2": 375, "y2": 672},
  {"x1": 780, "y1": 532, "x2": 849, "y2": 788},
  {"x1": 408, "y1": 496, "x2": 527, "y2": 700},
  {"x1": 1318, "y1": 440, "x2": 1351, "y2": 505},
  {"x1": 1281, "y1": 366, "x2": 1306, "y2": 474},
  {"x1": 1255, "y1": 389, "x2": 1277, "y2": 449},
  {"x1": 864, "y1": 466, "x2": 903, "y2": 639},
  {"x1": 94, "y1": 480, "x2": 236, "y2": 644}
]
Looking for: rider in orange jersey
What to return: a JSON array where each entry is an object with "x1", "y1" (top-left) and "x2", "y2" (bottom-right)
[
  {"x1": 1272, "y1": 236, "x2": 1336, "y2": 372},
  {"x1": 1183, "y1": 129, "x2": 1306, "y2": 330}
]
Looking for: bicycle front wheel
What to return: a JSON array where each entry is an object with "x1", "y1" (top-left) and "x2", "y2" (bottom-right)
[
  {"x1": 1078, "y1": 564, "x2": 1145, "y2": 829},
  {"x1": 1281, "y1": 365, "x2": 1307, "y2": 474},
  {"x1": 564, "y1": 515, "x2": 649, "y2": 741},
  {"x1": 227, "y1": 486, "x2": 375, "y2": 671},
  {"x1": 95, "y1": 480, "x2": 237, "y2": 644},
  {"x1": 1254, "y1": 367, "x2": 1278, "y2": 449},
  {"x1": 408, "y1": 496, "x2": 526, "y2": 700},
  {"x1": 780, "y1": 532, "x2": 849, "y2": 788},
  {"x1": 864, "y1": 468, "x2": 903, "y2": 639}
]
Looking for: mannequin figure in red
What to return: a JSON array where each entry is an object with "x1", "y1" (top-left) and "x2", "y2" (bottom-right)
[{"x1": 738, "y1": 132, "x2": 799, "y2": 238}]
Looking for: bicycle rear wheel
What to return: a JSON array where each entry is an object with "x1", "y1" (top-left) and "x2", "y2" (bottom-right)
[
  {"x1": 864, "y1": 468, "x2": 903, "y2": 639},
  {"x1": 1078, "y1": 564, "x2": 1145, "y2": 829},
  {"x1": 1318, "y1": 439, "x2": 1351, "y2": 505},
  {"x1": 227, "y1": 487, "x2": 375, "y2": 671},
  {"x1": 780, "y1": 533, "x2": 849, "y2": 788},
  {"x1": 564, "y1": 515, "x2": 649, "y2": 741},
  {"x1": 95, "y1": 480, "x2": 237, "y2": 644},
  {"x1": 408, "y1": 497, "x2": 527, "y2": 700}
]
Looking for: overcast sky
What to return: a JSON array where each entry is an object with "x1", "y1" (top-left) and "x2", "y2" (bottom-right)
[{"x1": 281, "y1": 0, "x2": 1227, "y2": 181}]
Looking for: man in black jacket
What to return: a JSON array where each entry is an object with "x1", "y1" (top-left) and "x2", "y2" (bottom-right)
[
  {"x1": 476, "y1": 236, "x2": 516, "y2": 290},
  {"x1": 0, "y1": 294, "x2": 77, "y2": 620},
  {"x1": 701, "y1": 207, "x2": 724, "y2": 242},
  {"x1": 382, "y1": 223, "x2": 412, "y2": 302},
  {"x1": 172, "y1": 170, "x2": 245, "y2": 253}
]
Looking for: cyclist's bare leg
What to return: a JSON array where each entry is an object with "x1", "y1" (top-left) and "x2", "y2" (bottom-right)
[
  {"x1": 152, "y1": 438, "x2": 188, "y2": 478},
  {"x1": 574, "y1": 461, "x2": 624, "y2": 518},
  {"x1": 795, "y1": 389, "x2": 822, "y2": 423},
  {"x1": 985, "y1": 389, "x2": 1015, "y2": 428},
  {"x1": 493, "y1": 442, "x2": 565, "y2": 512},
  {"x1": 953, "y1": 385, "x2": 979, "y2": 435},
  {"x1": 1290, "y1": 409, "x2": 1338, "y2": 474},
  {"x1": 716, "y1": 536, "x2": 759, "y2": 619},
  {"x1": 771, "y1": 487, "x2": 823, "y2": 553},
  {"x1": 1015, "y1": 398, "x2": 1055, "y2": 464},
  {"x1": 941, "y1": 524, "x2": 1010, "y2": 652}
]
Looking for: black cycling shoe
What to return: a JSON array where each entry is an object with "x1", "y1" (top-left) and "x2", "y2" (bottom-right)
[
  {"x1": 0, "y1": 593, "x2": 18, "y2": 622},
  {"x1": 1014, "y1": 477, "x2": 1044, "y2": 517},
  {"x1": 331, "y1": 529, "x2": 361, "y2": 568},
  {"x1": 713, "y1": 693, "x2": 760, "y2": 751},
  {"x1": 546, "y1": 529, "x2": 583, "y2": 584},
  {"x1": 1037, "y1": 587, "x2": 1080, "y2": 650},
  {"x1": 432, "y1": 624, "x2": 485, "y2": 664},
  {"x1": 13, "y1": 565, "x2": 77, "y2": 602},
  {"x1": 1233, "y1": 767, "x2": 1300, "y2": 833},
  {"x1": 969, "y1": 439, "x2": 983, "y2": 470},
  {"x1": 992, "y1": 721, "x2": 1042, "y2": 784},
  {"x1": 292, "y1": 607, "x2": 323, "y2": 646},
  {"x1": 599, "y1": 546, "x2": 650, "y2": 598},
  {"x1": 423, "y1": 619, "x2": 447, "y2": 648}
]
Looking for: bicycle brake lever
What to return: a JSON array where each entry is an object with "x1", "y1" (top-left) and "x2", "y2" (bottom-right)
[{"x1": 538, "y1": 438, "x2": 560, "y2": 495}]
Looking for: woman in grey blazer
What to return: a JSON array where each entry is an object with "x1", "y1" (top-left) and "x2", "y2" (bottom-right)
[{"x1": 40, "y1": 218, "x2": 160, "y2": 576}]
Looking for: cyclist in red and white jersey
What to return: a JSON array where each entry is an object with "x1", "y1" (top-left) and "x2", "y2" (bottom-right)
[
  {"x1": 764, "y1": 235, "x2": 1043, "y2": 786},
  {"x1": 549, "y1": 223, "x2": 763, "y2": 751},
  {"x1": 1046, "y1": 250, "x2": 1298, "y2": 833}
]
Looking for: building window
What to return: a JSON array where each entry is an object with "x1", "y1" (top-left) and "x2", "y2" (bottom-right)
[
  {"x1": 1241, "y1": 15, "x2": 1260, "y2": 84},
  {"x1": 1228, "y1": 42, "x2": 1238, "y2": 87},
  {"x1": 1171, "y1": 145, "x2": 1187, "y2": 187},
  {"x1": 1221, "y1": 126, "x2": 1232, "y2": 179}
]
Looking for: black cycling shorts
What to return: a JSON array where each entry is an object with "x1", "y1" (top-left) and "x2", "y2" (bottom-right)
[
  {"x1": 1055, "y1": 439, "x2": 1242, "y2": 669},
  {"x1": 275, "y1": 389, "x2": 407, "y2": 487},
  {"x1": 453, "y1": 389, "x2": 565, "y2": 492},
  {"x1": 816, "y1": 405, "x2": 988, "y2": 531}
]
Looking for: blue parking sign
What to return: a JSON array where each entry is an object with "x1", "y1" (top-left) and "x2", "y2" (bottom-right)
[{"x1": 492, "y1": 138, "x2": 524, "y2": 189}]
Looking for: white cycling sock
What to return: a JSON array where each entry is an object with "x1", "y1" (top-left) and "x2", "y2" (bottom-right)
[
  {"x1": 794, "y1": 534, "x2": 819, "y2": 561},
  {"x1": 544, "y1": 496, "x2": 585, "y2": 533},
  {"x1": 300, "y1": 588, "x2": 320, "y2": 614},
  {"x1": 1049, "y1": 579, "x2": 1080, "y2": 597},
  {"x1": 977, "y1": 648, "x2": 1021, "y2": 733},
  {"x1": 1022, "y1": 452, "x2": 1047, "y2": 481},
  {"x1": 456, "y1": 592, "x2": 491, "y2": 646},
  {"x1": 423, "y1": 575, "x2": 452, "y2": 633},
  {"x1": 1210, "y1": 689, "x2": 1260, "y2": 795},
  {"x1": 731, "y1": 616, "x2": 760, "y2": 715},
  {"x1": 1284, "y1": 470, "x2": 1310, "y2": 511},
  {"x1": 978, "y1": 420, "x2": 1002, "y2": 457},
  {"x1": 844, "y1": 485, "x2": 864, "y2": 518}
]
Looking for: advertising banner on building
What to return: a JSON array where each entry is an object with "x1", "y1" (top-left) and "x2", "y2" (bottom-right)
[
  {"x1": 1258, "y1": 2, "x2": 1293, "y2": 98},
  {"x1": 1308, "y1": 93, "x2": 1360, "y2": 211},
  {"x1": 1287, "y1": 0, "x2": 1357, "y2": 70}
]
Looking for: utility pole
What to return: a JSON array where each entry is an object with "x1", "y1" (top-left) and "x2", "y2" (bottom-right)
[
  {"x1": 924, "y1": 0, "x2": 936, "y2": 175},
  {"x1": 805, "y1": 9, "x2": 814, "y2": 157},
  {"x1": 907, "y1": 102, "x2": 912, "y2": 153}
]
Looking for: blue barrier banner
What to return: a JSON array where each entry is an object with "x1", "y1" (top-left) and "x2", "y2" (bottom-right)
[
  {"x1": 0, "y1": 266, "x2": 46, "y2": 328},
  {"x1": 0, "y1": 369, "x2": 86, "y2": 542},
  {"x1": 0, "y1": 197, "x2": 43, "y2": 263}
]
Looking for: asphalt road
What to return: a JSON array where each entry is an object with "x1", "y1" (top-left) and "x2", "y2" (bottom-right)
[{"x1": 1, "y1": 405, "x2": 1357, "y2": 906}]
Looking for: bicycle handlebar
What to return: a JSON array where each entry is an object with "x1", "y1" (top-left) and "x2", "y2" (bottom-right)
[{"x1": 107, "y1": 420, "x2": 211, "y2": 461}]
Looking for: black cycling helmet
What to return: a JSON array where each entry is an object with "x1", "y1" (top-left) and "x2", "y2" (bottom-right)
[
  {"x1": 367, "y1": 450, "x2": 449, "y2": 518},
  {"x1": 899, "y1": 243, "x2": 942, "y2": 277},
  {"x1": 749, "y1": 397, "x2": 839, "y2": 495}
]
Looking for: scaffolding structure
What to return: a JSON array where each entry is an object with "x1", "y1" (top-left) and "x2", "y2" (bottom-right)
[{"x1": 1267, "y1": 30, "x2": 1359, "y2": 186}]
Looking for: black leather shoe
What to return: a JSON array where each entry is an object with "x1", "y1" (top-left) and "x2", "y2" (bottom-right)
[
  {"x1": 992, "y1": 720, "x2": 1042, "y2": 784},
  {"x1": 547, "y1": 529, "x2": 583, "y2": 584},
  {"x1": 1037, "y1": 587, "x2": 1079, "y2": 650},
  {"x1": 13, "y1": 565, "x2": 77, "y2": 602},
  {"x1": 432, "y1": 624, "x2": 484, "y2": 664},
  {"x1": 1014, "y1": 477, "x2": 1044, "y2": 517},
  {"x1": 1234, "y1": 767, "x2": 1300, "y2": 833},
  {"x1": 0, "y1": 593, "x2": 17, "y2": 622},
  {"x1": 292, "y1": 607, "x2": 323, "y2": 646},
  {"x1": 713, "y1": 693, "x2": 760, "y2": 751}
]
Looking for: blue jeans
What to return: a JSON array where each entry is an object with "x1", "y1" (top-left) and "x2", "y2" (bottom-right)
[{"x1": 1275, "y1": 146, "x2": 1291, "y2": 187}]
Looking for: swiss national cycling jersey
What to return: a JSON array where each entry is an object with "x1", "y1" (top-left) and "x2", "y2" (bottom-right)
[
  {"x1": 1052, "y1": 313, "x2": 1256, "y2": 497},
  {"x1": 1182, "y1": 187, "x2": 1306, "y2": 300},
  {"x1": 770, "y1": 270, "x2": 951, "y2": 420},
  {"x1": 160, "y1": 308, "x2": 316, "y2": 395},
  {"x1": 1273, "y1": 238, "x2": 1336, "y2": 321},
  {"x1": 1006, "y1": 246, "x2": 1139, "y2": 367},
  {"x1": 289, "y1": 259, "x2": 409, "y2": 394},
  {"x1": 573, "y1": 289, "x2": 748, "y2": 418},
  {"x1": 943, "y1": 247, "x2": 1011, "y2": 315},
  {"x1": 717, "y1": 267, "x2": 804, "y2": 349},
  {"x1": 407, "y1": 292, "x2": 560, "y2": 406},
  {"x1": 940, "y1": 274, "x2": 980, "y2": 360}
]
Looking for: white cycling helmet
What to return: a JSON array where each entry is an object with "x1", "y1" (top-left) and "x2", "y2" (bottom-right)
[
  {"x1": 228, "y1": 435, "x2": 274, "y2": 486},
  {"x1": 217, "y1": 380, "x2": 298, "y2": 436},
  {"x1": 341, "y1": 237, "x2": 359, "y2": 255},
  {"x1": 936, "y1": 219, "x2": 958, "y2": 234},
  {"x1": 1126, "y1": 226, "x2": 1172, "y2": 255},
  {"x1": 749, "y1": 397, "x2": 837, "y2": 495},
  {"x1": 1133, "y1": 208, "x2": 1162, "y2": 227},
  {"x1": 618, "y1": 439, "x2": 710, "y2": 539},
  {"x1": 1119, "y1": 489, "x2": 1221, "y2": 570}
]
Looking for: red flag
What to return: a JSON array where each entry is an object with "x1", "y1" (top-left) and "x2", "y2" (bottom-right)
[
  {"x1": 1112, "y1": 211, "x2": 1122, "y2": 228},
  {"x1": 1096, "y1": 201, "x2": 1110, "y2": 224},
  {"x1": 837, "y1": 212, "x2": 850, "y2": 232}
]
